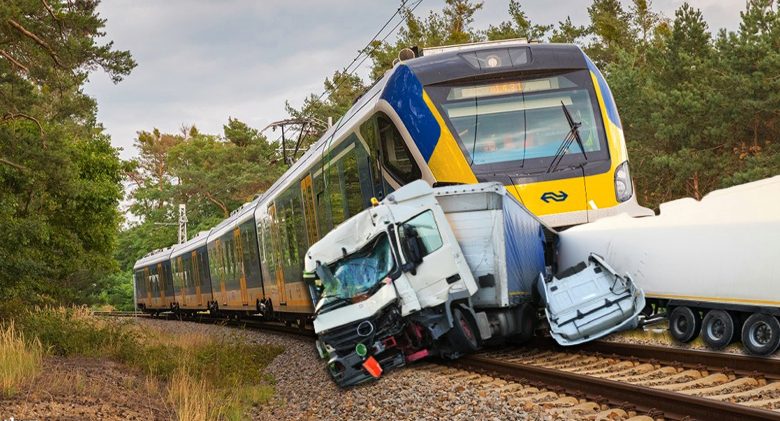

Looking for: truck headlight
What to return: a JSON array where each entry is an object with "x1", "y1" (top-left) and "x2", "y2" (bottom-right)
[{"x1": 614, "y1": 161, "x2": 633, "y2": 203}]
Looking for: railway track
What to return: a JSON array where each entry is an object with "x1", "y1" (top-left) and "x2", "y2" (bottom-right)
[
  {"x1": 97, "y1": 310, "x2": 780, "y2": 419},
  {"x1": 93, "y1": 310, "x2": 315, "y2": 337},
  {"x1": 450, "y1": 339, "x2": 780, "y2": 421}
]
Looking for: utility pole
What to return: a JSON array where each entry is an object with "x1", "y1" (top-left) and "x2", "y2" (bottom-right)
[
  {"x1": 262, "y1": 117, "x2": 328, "y2": 167},
  {"x1": 154, "y1": 203, "x2": 188, "y2": 244},
  {"x1": 178, "y1": 204, "x2": 188, "y2": 244}
]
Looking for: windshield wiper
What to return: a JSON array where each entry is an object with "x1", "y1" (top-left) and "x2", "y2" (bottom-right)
[
  {"x1": 316, "y1": 296, "x2": 353, "y2": 314},
  {"x1": 547, "y1": 101, "x2": 588, "y2": 174}
]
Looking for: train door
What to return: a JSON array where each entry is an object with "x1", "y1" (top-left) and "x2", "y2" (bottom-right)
[
  {"x1": 192, "y1": 250, "x2": 202, "y2": 307},
  {"x1": 156, "y1": 263, "x2": 165, "y2": 303},
  {"x1": 144, "y1": 267, "x2": 152, "y2": 303},
  {"x1": 175, "y1": 256, "x2": 184, "y2": 305},
  {"x1": 268, "y1": 203, "x2": 287, "y2": 305},
  {"x1": 300, "y1": 174, "x2": 319, "y2": 246},
  {"x1": 216, "y1": 238, "x2": 227, "y2": 305},
  {"x1": 234, "y1": 228, "x2": 249, "y2": 306}
]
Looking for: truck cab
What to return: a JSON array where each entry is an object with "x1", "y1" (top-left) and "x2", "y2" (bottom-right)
[{"x1": 305, "y1": 181, "x2": 481, "y2": 386}]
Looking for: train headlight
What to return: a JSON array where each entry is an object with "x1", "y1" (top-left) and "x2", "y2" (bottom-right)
[{"x1": 614, "y1": 161, "x2": 633, "y2": 203}]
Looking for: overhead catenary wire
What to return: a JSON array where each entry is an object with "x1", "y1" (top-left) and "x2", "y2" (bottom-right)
[{"x1": 205, "y1": 0, "x2": 424, "y2": 206}]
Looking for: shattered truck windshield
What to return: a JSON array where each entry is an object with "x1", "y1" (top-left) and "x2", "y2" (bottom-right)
[{"x1": 317, "y1": 234, "x2": 396, "y2": 313}]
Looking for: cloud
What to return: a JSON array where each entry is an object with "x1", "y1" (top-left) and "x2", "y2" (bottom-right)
[{"x1": 84, "y1": 0, "x2": 746, "y2": 160}]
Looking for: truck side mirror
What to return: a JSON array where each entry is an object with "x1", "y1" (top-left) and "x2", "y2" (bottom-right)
[{"x1": 401, "y1": 224, "x2": 424, "y2": 274}]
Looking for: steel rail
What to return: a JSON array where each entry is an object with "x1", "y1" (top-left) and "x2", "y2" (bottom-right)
[
  {"x1": 530, "y1": 336, "x2": 780, "y2": 381},
  {"x1": 453, "y1": 354, "x2": 780, "y2": 421}
]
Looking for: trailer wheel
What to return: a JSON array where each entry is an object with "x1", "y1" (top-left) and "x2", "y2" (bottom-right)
[
  {"x1": 741, "y1": 313, "x2": 780, "y2": 356},
  {"x1": 669, "y1": 306, "x2": 701, "y2": 343},
  {"x1": 449, "y1": 308, "x2": 479, "y2": 354},
  {"x1": 701, "y1": 310, "x2": 735, "y2": 349}
]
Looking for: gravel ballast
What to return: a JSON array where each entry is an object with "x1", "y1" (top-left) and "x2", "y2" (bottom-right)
[{"x1": 139, "y1": 318, "x2": 549, "y2": 420}]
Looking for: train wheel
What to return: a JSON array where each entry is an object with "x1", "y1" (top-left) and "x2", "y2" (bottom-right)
[
  {"x1": 669, "y1": 306, "x2": 701, "y2": 343},
  {"x1": 741, "y1": 313, "x2": 780, "y2": 356},
  {"x1": 701, "y1": 310, "x2": 734, "y2": 349},
  {"x1": 448, "y1": 307, "x2": 479, "y2": 354}
]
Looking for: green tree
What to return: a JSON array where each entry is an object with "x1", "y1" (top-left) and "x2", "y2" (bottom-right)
[
  {"x1": 486, "y1": 0, "x2": 551, "y2": 41},
  {"x1": 550, "y1": 16, "x2": 590, "y2": 44},
  {"x1": 367, "y1": 0, "x2": 484, "y2": 81},
  {"x1": 0, "y1": 0, "x2": 133, "y2": 304},
  {"x1": 586, "y1": 0, "x2": 636, "y2": 65}
]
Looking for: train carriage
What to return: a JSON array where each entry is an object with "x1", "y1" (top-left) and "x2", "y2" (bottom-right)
[
  {"x1": 170, "y1": 230, "x2": 213, "y2": 311},
  {"x1": 136, "y1": 39, "x2": 647, "y2": 320},
  {"x1": 133, "y1": 247, "x2": 175, "y2": 312},
  {"x1": 206, "y1": 200, "x2": 265, "y2": 313}
]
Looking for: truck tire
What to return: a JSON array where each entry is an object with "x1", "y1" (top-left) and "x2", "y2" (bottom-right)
[
  {"x1": 701, "y1": 310, "x2": 734, "y2": 349},
  {"x1": 512, "y1": 302, "x2": 537, "y2": 344},
  {"x1": 669, "y1": 306, "x2": 701, "y2": 343},
  {"x1": 449, "y1": 307, "x2": 479, "y2": 353},
  {"x1": 741, "y1": 313, "x2": 780, "y2": 356}
]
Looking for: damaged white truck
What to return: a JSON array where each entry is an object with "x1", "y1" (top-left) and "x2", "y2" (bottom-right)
[{"x1": 304, "y1": 181, "x2": 645, "y2": 387}]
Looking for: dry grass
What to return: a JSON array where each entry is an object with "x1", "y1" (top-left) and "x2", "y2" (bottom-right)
[
  {"x1": 6, "y1": 307, "x2": 283, "y2": 420},
  {"x1": 168, "y1": 367, "x2": 226, "y2": 421},
  {"x1": 0, "y1": 321, "x2": 43, "y2": 397}
]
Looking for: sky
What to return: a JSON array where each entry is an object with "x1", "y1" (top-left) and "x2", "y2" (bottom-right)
[{"x1": 84, "y1": 0, "x2": 747, "y2": 160}]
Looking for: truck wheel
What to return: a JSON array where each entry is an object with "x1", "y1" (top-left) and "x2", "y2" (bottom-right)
[
  {"x1": 669, "y1": 306, "x2": 701, "y2": 343},
  {"x1": 741, "y1": 313, "x2": 780, "y2": 356},
  {"x1": 701, "y1": 310, "x2": 734, "y2": 349},
  {"x1": 449, "y1": 308, "x2": 479, "y2": 353},
  {"x1": 512, "y1": 302, "x2": 537, "y2": 344}
]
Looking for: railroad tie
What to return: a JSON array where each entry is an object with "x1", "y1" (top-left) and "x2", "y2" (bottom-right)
[
  {"x1": 678, "y1": 376, "x2": 759, "y2": 396},
  {"x1": 709, "y1": 381, "x2": 780, "y2": 402},
  {"x1": 594, "y1": 408, "x2": 628, "y2": 420},
  {"x1": 637, "y1": 368, "x2": 702, "y2": 387},
  {"x1": 655, "y1": 372, "x2": 730, "y2": 391}
]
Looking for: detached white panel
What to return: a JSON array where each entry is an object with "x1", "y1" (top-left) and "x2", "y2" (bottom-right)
[{"x1": 558, "y1": 176, "x2": 780, "y2": 307}]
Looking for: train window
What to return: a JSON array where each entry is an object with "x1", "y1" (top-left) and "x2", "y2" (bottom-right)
[
  {"x1": 241, "y1": 220, "x2": 262, "y2": 289},
  {"x1": 327, "y1": 162, "x2": 345, "y2": 226},
  {"x1": 314, "y1": 171, "x2": 333, "y2": 234},
  {"x1": 377, "y1": 115, "x2": 421, "y2": 184},
  {"x1": 359, "y1": 120, "x2": 385, "y2": 198},
  {"x1": 342, "y1": 145, "x2": 363, "y2": 217},
  {"x1": 427, "y1": 70, "x2": 609, "y2": 170}
]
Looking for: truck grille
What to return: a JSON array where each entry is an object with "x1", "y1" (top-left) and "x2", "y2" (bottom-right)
[{"x1": 320, "y1": 304, "x2": 403, "y2": 355}]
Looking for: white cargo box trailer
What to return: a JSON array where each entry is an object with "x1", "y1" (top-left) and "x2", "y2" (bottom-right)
[{"x1": 558, "y1": 175, "x2": 780, "y2": 354}]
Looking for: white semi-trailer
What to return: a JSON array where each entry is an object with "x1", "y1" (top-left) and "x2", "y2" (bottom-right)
[
  {"x1": 304, "y1": 181, "x2": 644, "y2": 386},
  {"x1": 559, "y1": 175, "x2": 780, "y2": 355}
]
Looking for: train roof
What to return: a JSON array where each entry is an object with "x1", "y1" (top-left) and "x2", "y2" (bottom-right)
[
  {"x1": 170, "y1": 229, "x2": 211, "y2": 257},
  {"x1": 407, "y1": 41, "x2": 587, "y2": 85},
  {"x1": 252, "y1": 69, "x2": 391, "y2": 212},
  {"x1": 208, "y1": 197, "x2": 261, "y2": 240},
  {"x1": 133, "y1": 246, "x2": 175, "y2": 270}
]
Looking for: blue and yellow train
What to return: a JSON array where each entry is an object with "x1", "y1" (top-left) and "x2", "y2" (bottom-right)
[{"x1": 134, "y1": 40, "x2": 650, "y2": 319}]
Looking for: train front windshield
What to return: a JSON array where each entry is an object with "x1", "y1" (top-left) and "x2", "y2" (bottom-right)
[{"x1": 427, "y1": 70, "x2": 609, "y2": 173}]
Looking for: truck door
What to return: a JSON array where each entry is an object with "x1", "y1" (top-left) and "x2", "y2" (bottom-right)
[
  {"x1": 395, "y1": 200, "x2": 477, "y2": 309},
  {"x1": 268, "y1": 203, "x2": 287, "y2": 305}
]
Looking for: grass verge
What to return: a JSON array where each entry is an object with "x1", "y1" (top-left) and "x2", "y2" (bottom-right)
[
  {"x1": 0, "y1": 321, "x2": 43, "y2": 397},
  {"x1": 3, "y1": 307, "x2": 283, "y2": 420}
]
